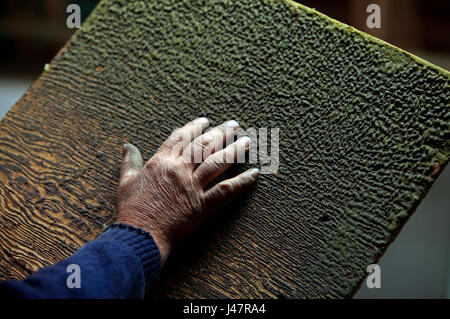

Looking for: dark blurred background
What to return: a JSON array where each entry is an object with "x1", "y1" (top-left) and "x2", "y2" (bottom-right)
[
  {"x1": 0, "y1": 0, "x2": 449, "y2": 298},
  {"x1": 0, "y1": 0, "x2": 97, "y2": 76}
]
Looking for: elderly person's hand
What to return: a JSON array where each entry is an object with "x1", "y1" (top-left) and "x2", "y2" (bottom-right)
[{"x1": 115, "y1": 118, "x2": 260, "y2": 264}]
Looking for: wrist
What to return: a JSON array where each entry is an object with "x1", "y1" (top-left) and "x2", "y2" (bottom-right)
[
  {"x1": 150, "y1": 234, "x2": 171, "y2": 265},
  {"x1": 98, "y1": 223, "x2": 163, "y2": 290},
  {"x1": 115, "y1": 215, "x2": 171, "y2": 265}
]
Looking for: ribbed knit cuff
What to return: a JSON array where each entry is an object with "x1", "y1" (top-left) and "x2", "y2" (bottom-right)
[{"x1": 97, "y1": 223, "x2": 162, "y2": 290}]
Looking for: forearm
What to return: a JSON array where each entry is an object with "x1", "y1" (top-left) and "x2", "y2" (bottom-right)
[{"x1": 0, "y1": 224, "x2": 162, "y2": 299}]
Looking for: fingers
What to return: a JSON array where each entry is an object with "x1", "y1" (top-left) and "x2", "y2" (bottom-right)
[
  {"x1": 159, "y1": 117, "x2": 210, "y2": 156},
  {"x1": 194, "y1": 136, "x2": 251, "y2": 187},
  {"x1": 120, "y1": 143, "x2": 143, "y2": 183},
  {"x1": 183, "y1": 120, "x2": 241, "y2": 166},
  {"x1": 203, "y1": 168, "x2": 260, "y2": 209}
]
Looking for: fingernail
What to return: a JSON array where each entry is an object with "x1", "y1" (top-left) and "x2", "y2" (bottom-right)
[
  {"x1": 248, "y1": 168, "x2": 260, "y2": 179},
  {"x1": 197, "y1": 117, "x2": 209, "y2": 126},
  {"x1": 225, "y1": 120, "x2": 239, "y2": 128},
  {"x1": 239, "y1": 136, "x2": 251, "y2": 146},
  {"x1": 122, "y1": 144, "x2": 129, "y2": 155}
]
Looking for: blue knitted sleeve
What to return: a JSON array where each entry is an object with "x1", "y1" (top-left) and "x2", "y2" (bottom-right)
[{"x1": 0, "y1": 223, "x2": 162, "y2": 299}]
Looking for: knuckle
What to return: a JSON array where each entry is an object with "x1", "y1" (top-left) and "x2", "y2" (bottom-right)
[
  {"x1": 144, "y1": 159, "x2": 157, "y2": 170},
  {"x1": 170, "y1": 130, "x2": 185, "y2": 143},
  {"x1": 171, "y1": 128, "x2": 182, "y2": 138},
  {"x1": 208, "y1": 153, "x2": 224, "y2": 167},
  {"x1": 219, "y1": 181, "x2": 234, "y2": 195},
  {"x1": 194, "y1": 136, "x2": 210, "y2": 149},
  {"x1": 165, "y1": 161, "x2": 180, "y2": 177},
  {"x1": 145, "y1": 156, "x2": 168, "y2": 170}
]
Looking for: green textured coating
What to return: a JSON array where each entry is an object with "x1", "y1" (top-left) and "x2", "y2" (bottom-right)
[{"x1": 1, "y1": 0, "x2": 449, "y2": 298}]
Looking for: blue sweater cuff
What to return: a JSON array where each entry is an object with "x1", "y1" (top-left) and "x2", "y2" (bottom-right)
[{"x1": 96, "y1": 223, "x2": 162, "y2": 290}]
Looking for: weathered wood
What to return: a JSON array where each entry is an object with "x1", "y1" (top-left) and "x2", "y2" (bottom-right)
[{"x1": 0, "y1": 0, "x2": 449, "y2": 298}]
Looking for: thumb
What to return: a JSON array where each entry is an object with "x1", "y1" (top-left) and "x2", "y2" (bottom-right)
[{"x1": 120, "y1": 143, "x2": 143, "y2": 183}]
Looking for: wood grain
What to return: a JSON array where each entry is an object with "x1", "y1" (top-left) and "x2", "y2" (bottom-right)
[{"x1": 0, "y1": 0, "x2": 449, "y2": 298}]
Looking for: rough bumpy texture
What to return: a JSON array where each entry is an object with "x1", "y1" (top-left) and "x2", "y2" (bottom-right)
[{"x1": 0, "y1": 0, "x2": 449, "y2": 298}]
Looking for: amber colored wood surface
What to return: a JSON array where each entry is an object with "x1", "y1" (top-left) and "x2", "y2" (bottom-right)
[{"x1": 0, "y1": 0, "x2": 449, "y2": 298}]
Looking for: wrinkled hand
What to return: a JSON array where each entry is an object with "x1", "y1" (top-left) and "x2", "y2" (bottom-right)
[{"x1": 115, "y1": 118, "x2": 260, "y2": 264}]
